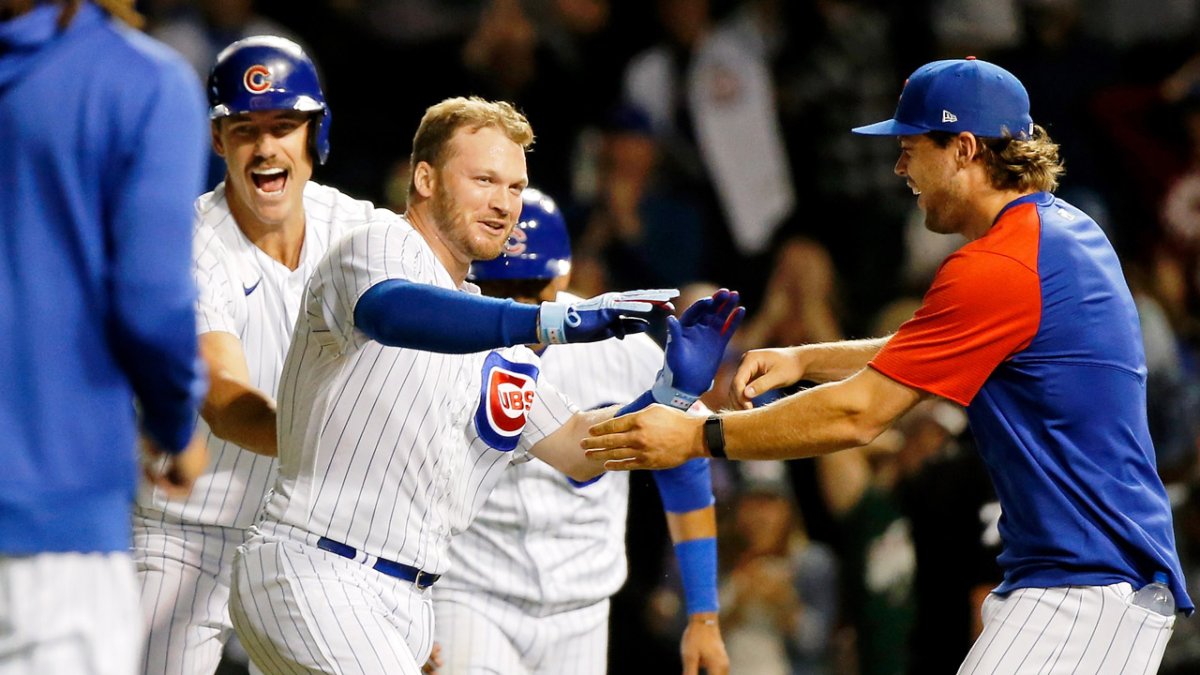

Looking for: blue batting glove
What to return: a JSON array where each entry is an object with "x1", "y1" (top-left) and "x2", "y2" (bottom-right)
[
  {"x1": 653, "y1": 289, "x2": 746, "y2": 408},
  {"x1": 537, "y1": 289, "x2": 677, "y2": 345}
]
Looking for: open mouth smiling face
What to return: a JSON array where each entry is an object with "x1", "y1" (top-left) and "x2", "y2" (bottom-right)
[
  {"x1": 251, "y1": 166, "x2": 288, "y2": 196},
  {"x1": 215, "y1": 109, "x2": 314, "y2": 224}
]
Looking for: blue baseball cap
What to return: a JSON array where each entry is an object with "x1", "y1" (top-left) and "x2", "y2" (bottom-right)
[{"x1": 852, "y1": 57, "x2": 1034, "y2": 139}]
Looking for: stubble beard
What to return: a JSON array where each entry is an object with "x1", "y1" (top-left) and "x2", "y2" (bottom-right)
[
  {"x1": 920, "y1": 188, "x2": 961, "y2": 236},
  {"x1": 431, "y1": 181, "x2": 509, "y2": 262},
  {"x1": 922, "y1": 207, "x2": 949, "y2": 235}
]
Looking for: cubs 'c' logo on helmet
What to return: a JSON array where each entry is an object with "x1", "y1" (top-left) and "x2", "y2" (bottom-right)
[
  {"x1": 474, "y1": 352, "x2": 540, "y2": 452},
  {"x1": 243, "y1": 65, "x2": 272, "y2": 93},
  {"x1": 503, "y1": 227, "x2": 528, "y2": 256}
]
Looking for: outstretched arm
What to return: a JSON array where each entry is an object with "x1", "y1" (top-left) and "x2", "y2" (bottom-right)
[
  {"x1": 198, "y1": 331, "x2": 278, "y2": 456},
  {"x1": 110, "y1": 56, "x2": 208, "y2": 455},
  {"x1": 585, "y1": 366, "x2": 926, "y2": 467},
  {"x1": 354, "y1": 280, "x2": 676, "y2": 353},
  {"x1": 531, "y1": 289, "x2": 745, "y2": 480},
  {"x1": 730, "y1": 336, "x2": 892, "y2": 409},
  {"x1": 529, "y1": 407, "x2": 615, "y2": 482}
]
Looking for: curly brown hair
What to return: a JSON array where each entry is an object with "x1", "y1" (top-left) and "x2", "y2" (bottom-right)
[{"x1": 929, "y1": 124, "x2": 1064, "y2": 193}]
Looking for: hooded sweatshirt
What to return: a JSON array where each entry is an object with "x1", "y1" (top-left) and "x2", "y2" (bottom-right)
[{"x1": 0, "y1": 2, "x2": 206, "y2": 553}]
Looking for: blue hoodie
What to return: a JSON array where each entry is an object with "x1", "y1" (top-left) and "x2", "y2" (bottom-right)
[{"x1": 0, "y1": 2, "x2": 207, "y2": 553}]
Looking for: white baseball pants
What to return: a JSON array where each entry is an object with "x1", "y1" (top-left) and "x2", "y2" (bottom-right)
[
  {"x1": 433, "y1": 590, "x2": 608, "y2": 675},
  {"x1": 959, "y1": 582, "x2": 1175, "y2": 674},
  {"x1": 0, "y1": 552, "x2": 142, "y2": 675},
  {"x1": 134, "y1": 513, "x2": 242, "y2": 675},
  {"x1": 229, "y1": 530, "x2": 426, "y2": 674}
]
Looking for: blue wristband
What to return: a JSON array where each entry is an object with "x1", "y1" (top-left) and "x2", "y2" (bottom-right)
[{"x1": 674, "y1": 537, "x2": 718, "y2": 615}]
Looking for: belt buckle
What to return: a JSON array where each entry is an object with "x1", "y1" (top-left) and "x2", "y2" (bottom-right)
[{"x1": 414, "y1": 570, "x2": 436, "y2": 588}]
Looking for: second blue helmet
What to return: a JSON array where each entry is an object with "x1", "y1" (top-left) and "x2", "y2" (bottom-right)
[{"x1": 207, "y1": 35, "x2": 332, "y2": 165}]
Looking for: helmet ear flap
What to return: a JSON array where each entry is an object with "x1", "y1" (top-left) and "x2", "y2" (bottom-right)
[{"x1": 308, "y1": 109, "x2": 331, "y2": 165}]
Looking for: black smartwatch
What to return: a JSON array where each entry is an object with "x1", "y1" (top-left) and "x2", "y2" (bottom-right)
[{"x1": 703, "y1": 415, "x2": 726, "y2": 459}]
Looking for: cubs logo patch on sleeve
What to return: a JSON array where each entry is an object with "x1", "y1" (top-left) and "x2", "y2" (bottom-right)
[{"x1": 474, "y1": 351, "x2": 541, "y2": 452}]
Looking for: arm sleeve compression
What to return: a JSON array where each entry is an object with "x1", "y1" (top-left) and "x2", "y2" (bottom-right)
[{"x1": 354, "y1": 279, "x2": 541, "y2": 353}]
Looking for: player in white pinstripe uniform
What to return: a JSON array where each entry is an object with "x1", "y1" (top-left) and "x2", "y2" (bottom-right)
[
  {"x1": 227, "y1": 97, "x2": 744, "y2": 674},
  {"x1": 132, "y1": 36, "x2": 401, "y2": 675},
  {"x1": 433, "y1": 189, "x2": 729, "y2": 675}
]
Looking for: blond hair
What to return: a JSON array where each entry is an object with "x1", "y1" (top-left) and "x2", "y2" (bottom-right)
[
  {"x1": 407, "y1": 97, "x2": 534, "y2": 202},
  {"x1": 929, "y1": 125, "x2": 1065, "y2": 193},
  {"x1": 979, "y1": 125, "x2": 1064, "y2": 193}
]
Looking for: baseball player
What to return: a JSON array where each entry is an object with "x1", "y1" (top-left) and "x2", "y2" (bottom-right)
[
  {"x1": 227, "y1": 96, "x2": 744, "y2": 674},
  {"x1": 584, "y1": 58, "x2": 1193, "y2": 673},
  {"x1": 433, "y1": 188, "x2": 729, "y2": 675},
  {"x1": 133, "y1": 36, "x2": 402, "y2": 675}
]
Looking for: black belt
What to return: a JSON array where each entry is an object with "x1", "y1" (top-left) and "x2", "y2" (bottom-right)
[{"x1": 316, "y1": 537, "x2": 441, "y2": 589}]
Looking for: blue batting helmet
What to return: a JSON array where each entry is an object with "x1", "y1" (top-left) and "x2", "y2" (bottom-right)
[
  {"x1": 207, "y1": 36, "x2": 331, "y2": 165},
  {"x1": 468, "y1": 189, "x2": 572, "y2": 281}
]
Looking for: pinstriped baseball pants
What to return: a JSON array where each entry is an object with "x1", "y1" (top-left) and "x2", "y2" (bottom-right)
[
  {"x1": 230, "y1": 531, "x2": 426, "y2": 675},
  {"x1": 959, "y1": 583, "x2": 1175, "y2": 674},
  {"x1": 134, "y1": 513, "x2": 241, "y2": 675},
  {"x1": 433, "y1": 589, "x2": 608, "y2": 675}
]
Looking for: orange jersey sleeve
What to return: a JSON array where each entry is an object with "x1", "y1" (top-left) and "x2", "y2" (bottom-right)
[{"x1": 870, "y1": 239, "x2": 1041, "y2": 406}]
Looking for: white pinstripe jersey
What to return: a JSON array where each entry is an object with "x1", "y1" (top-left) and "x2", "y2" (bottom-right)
[
  {"x1": 136, "y1": 181, "x2": 397, "y2": 527},
  {"x1": 439, "y1": 293, "x2": 663, "y2": 608},
  {"x1": 263, "y1": 216, "x2": 577, "y2": 575}
]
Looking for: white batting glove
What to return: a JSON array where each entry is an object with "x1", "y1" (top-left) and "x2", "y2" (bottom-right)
[{"x1": 537, "y1": 289, "x2": 678, "y2": 345}]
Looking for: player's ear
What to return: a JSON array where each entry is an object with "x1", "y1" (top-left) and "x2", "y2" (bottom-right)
[
  {"x1": 210, "y1": 122, "x2": 226, "y2": 158},
  {"x1": 955, "y1": 132, "x2": 979, "y2": 165},
  {"x1": 412, "y1": 161, "x2": 436, "y2": 199}
]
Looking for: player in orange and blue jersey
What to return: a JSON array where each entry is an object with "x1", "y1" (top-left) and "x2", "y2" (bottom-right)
[{"x1": 582, "y1": 57, "x2": 1192, "y2": 674}]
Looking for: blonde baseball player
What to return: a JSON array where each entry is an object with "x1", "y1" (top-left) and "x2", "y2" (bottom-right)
[
  {"x1": 133, "y1": 36, "x2": 400, "y2": 675},
  {"x1": 227, "y1": 97, "x2": 743, "y2": 674},
  {"x1": 433, "y1": 189, "x2": 728, "y2": 675}
]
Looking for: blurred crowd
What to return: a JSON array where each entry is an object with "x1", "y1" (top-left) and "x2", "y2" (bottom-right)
[{"x1": 142, "y1": 0, "x2": 1200, "y2": 673}]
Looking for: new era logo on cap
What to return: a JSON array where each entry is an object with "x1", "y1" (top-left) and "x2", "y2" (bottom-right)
[{"x1": 852, "y1": 57, "x2": 1033, "y2": 139}]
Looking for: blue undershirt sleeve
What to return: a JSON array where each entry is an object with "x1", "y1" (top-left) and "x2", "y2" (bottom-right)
[
  {"x1": 653, "y1": 458, "x2": 716, "y2": 513},
  {"x1": 354, "y1": 279, "x2": 541, "y2": 353}
]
